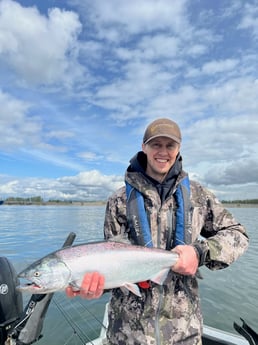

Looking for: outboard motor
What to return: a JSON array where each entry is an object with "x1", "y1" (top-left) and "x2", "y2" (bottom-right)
[
  {"x1": 1, "y1": 232, "x2": 76, "y2": 345},
  {"x1": 0, "y1": 257, "x2": 23, "y2": 345}
]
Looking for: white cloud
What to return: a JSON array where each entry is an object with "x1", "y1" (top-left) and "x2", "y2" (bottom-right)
[
  {"x1": 204, "y1": 77, "x2": 258, "y2": 116},
  {"x1": 59, "y1": 170, "x2": 123, "y2": 190},
  {"x1": 0, "y1": 0, "x2": 257, "y2": 201},
  {"x1": 0, "y1": 171, "x2": 124, "y2": 201},
  {"x1": 0, "y1": 90, "x2": 42, "y2": 149},
  {"x1": 0, "y1": 0, "x2": 83, "y2": 86},
  {"x1": 79, "y1": 0, "x2": 188, "y2": 39},
  {"x1": 137, "y1": 35, "x2": 180, "y2": 60},
  {"x1": 0, "y1": 180, "x2": 20, "y2": 194},
  {"x1": 77, "y1": 151, "x2": 104, "y2": 161},
  {"x1": 183, "y1": 114, "x2": 258, "y2": 163},
  {"x1": 204, "y1": 159, "x2": 258, "y2": 186},
  {"x1": 46, "y1": 130, "x2": 74, "y2": 140},
  {"x1": 238, "y1": 3, "x2": 258, "y2": 39},
  {"x1": 201, "y1": 59, "x2": 239, "y2": 75}
]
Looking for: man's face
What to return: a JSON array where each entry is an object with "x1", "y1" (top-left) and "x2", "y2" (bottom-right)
[{"x1": 142, "y1": 136, "x2": 180, "y2": 182}]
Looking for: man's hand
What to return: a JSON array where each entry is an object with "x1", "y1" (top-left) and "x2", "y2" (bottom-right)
[
  {"x1": 65, "y1": 272, "x2": 105, "y2": 300},
  {"x1": 172, "y1": 245, "x2": 199, "y2": 276}
]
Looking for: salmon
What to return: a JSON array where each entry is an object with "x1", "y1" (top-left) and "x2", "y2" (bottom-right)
[{"x1": 17, "y1": 241, "x2": 178, "y2": 297}]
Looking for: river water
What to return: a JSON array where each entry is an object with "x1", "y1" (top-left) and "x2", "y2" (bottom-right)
[{"x1": 0, "y1": 205, "x2": 257, "y2": 344}]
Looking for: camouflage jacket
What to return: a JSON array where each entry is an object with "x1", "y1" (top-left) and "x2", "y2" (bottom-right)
[{"x1": 103, "y1": 170, "x2": 249, "y2": 345}]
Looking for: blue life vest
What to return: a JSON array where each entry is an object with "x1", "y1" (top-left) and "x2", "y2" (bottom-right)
[{"x1": 126, "y1": 176, "x2": 192, "y2": 249}]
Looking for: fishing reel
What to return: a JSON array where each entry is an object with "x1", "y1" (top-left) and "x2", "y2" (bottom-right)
[
  {"x1": 0, "y1": 256, "x2": 23, "y2": 345},
  {"x1": 0, "y1": 233, "x2": 76, "y2": 345}
]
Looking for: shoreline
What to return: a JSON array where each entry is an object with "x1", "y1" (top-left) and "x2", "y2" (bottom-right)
[
  {"x1": 1, "y1": 201, "x2": 257, "y2": 207},
  {"x1": 0, "y1": 201, "x2": 107, "y2": 206},
  {"x1": 222, "y1": 203, "x2": 258, "y2": 208}
]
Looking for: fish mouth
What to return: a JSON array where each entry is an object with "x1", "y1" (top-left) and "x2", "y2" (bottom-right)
[
  {"x1": 25, "y1": 282, "x2": 42, "y2": 289},
  {"x1": 17, "y1": 279, "x2": 44, "y2": 292}
]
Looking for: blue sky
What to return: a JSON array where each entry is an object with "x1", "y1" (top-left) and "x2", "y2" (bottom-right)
[{"x1": 0, "y1": 0, "x2": 258, "y2": 201}]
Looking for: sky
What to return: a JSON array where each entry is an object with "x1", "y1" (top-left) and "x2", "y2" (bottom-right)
[{"x1": 0, "y1": 0, "x2": 258, "y2": 202}]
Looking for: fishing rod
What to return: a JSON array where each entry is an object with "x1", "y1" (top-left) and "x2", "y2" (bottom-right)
[
  {"x1": 52, "y1": 297, "x2": 94, "y2": 345},
  {"x1": 76, "y1": 298, "x2": 108, "y2": 331}
]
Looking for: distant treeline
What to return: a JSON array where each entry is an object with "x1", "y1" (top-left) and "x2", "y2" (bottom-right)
[
  {"x1": 3, "y1": 196, "x2": 72, "y2": 205},
  {"x1": 1, "y1": 196, "x2": 258, "y2": 205},
  {"x1": 4, "y1": 196, "x2": 44, "y2": 203},
  {"x1": 221, "y1": 199, "x2": 258, "y2": 204},
  {"x1": 1, "y1": 196, "x2": 105, "y2": 205}
]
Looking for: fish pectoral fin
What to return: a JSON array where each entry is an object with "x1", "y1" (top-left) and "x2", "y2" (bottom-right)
[
  {"x1": 122, "y1": 283, "x2": 141, "y2": 297},
  {"x1": 150, "y1": 268, "x2": 170, "y2": 285}
]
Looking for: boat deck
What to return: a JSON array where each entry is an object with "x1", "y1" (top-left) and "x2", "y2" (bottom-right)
[{"x1": 86, "y1": 304, "x2": 249, "y2": 345}]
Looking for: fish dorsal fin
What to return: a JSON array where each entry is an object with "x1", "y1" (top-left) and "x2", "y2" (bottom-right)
[{"x1": 150, "y1": 268, "x2": 170, "y2": 285}]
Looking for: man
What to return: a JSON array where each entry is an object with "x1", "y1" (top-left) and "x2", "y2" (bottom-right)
[{"x1": 66, "y1": 118, "x2": 248, "y2": 345}]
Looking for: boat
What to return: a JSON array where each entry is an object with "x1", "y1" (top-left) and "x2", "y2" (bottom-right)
[
  {"x1": 0, "y1": 200, "x2": 4, "y2": 205},
  {"x1": 0, "y1": 232, "x2": 257, "y2": 345},
  {"x1": 85, "y1": 303, "x2": 256, "y2": 345}
]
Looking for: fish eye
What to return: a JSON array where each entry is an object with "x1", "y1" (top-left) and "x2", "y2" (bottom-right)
[{"x1": 34, "y1": 271, "x2": 41, "y2": 277}]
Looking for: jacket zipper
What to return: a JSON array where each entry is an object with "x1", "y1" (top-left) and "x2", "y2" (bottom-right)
[
  {"x1": 154, "y1": 285, "x2": 163, "y2": 345},
  {"x1": 155, "y1": 210, "x2": 162, "y2": 345},
  {"x1": 157, "y1": 210, "x2": 161, "y2": 248},
  {"x1": 166, "y1": 204, "x2": 173, "y2": 250}
]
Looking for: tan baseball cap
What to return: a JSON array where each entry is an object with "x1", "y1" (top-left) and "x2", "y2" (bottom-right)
[{"x1": 143, "y1": 118, "x2": 181, "y2": 144}]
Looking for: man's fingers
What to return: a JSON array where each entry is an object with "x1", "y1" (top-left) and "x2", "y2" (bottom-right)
[
  {"x1": 80, "y1": 272, "x2": 105, "y2": 299},
  {"x1": 171, "y1": 245, "x2": 199, "y2": 275},
  {"x1": 81, "y1": 272, "x2": 93, "y2": 291},
  {"x1": 65, "y1": 272, "x2": 105, "y2": 299},
  {"x1": 89, "y1": 272, "x2": 100, "y2": 292},
  {"x1": 94, "y1": 274, "x2": 105, "y2": 298}
]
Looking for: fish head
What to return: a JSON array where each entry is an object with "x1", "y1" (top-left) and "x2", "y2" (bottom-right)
[{"x1": 17, "y1": 254, "x2": 71, "y2": 294}]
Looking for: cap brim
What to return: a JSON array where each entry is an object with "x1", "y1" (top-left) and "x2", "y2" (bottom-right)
[{"x1": 144, "y1": 134, "x2": 181, "y2": 144}]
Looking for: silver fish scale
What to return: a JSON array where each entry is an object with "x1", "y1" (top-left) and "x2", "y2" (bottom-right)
[{"x1": 56, "y1": 241, "x2": 178, "y2": 289}]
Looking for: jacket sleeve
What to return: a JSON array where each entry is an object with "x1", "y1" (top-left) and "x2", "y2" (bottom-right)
[
  {"x1": 103, "y1": 186, "x2": 130, "y2": 242},
  {"x1": 191, "y1": 182, "x2": 249, "y2": 270}
]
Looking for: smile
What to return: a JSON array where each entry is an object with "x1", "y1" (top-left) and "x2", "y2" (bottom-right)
[{"x1": 156, "y1": 159, "x2": 168, "y2": 163}]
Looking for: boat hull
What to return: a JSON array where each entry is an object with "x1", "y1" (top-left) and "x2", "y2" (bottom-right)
[{"x1": 86, "y1": 304, "x2": 249, "y2": 345}]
